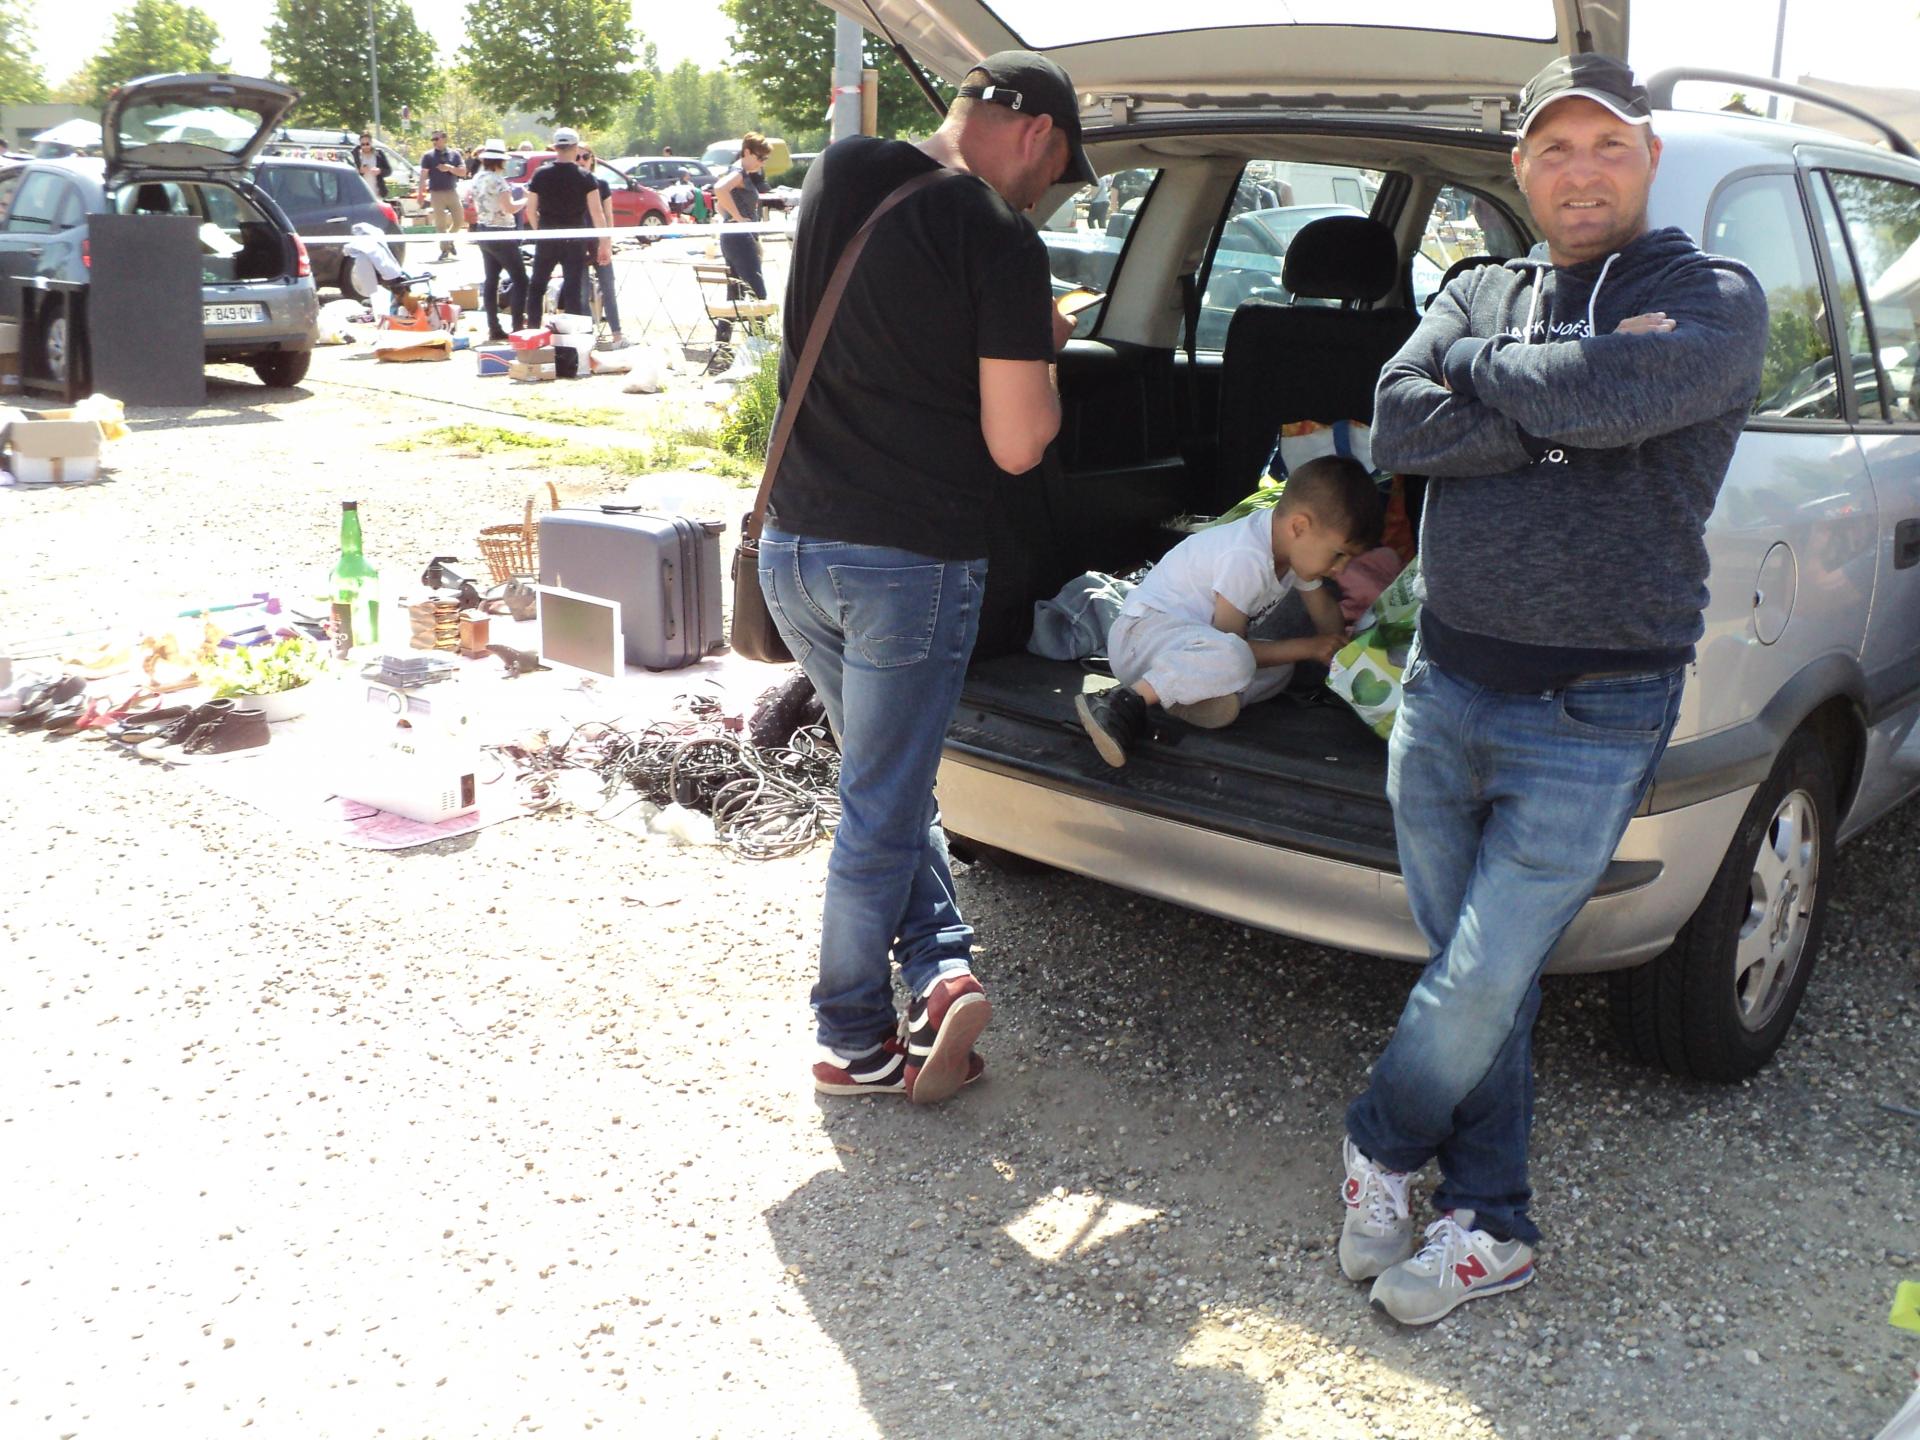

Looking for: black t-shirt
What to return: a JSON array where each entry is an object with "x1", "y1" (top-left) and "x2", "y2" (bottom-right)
[
  {"x1": 527, "y1": 161, "x2": 598, "y2": 230},
  {"x1": 767, "y1": 136, "x2": 1053, "y2": 560}
]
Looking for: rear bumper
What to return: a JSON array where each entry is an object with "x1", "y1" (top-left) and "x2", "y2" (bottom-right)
[
  {"x1": 200, "y1": 280, "x2": 318, "y2": 360},
  {"x1": 936, "y1": 752, "x2": 1754, "y2": 973}
]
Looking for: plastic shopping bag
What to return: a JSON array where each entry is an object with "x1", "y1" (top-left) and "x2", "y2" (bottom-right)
[{"x1": 1327, "y1": 556, "x2": 1422, "y2": 739}]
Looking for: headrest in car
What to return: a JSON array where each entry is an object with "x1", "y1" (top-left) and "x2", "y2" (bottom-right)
[{"x1": 1281, "y1": 216, "x2": 1399, "y2": 303}]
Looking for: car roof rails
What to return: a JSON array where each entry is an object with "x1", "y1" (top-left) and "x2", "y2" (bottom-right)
[{"x1": 1645, "y1": 68, "x2": 1917, "y2": 159}]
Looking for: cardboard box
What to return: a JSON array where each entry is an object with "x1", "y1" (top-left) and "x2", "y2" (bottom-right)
[
  {"x1": 448, "y1": 286, "x2": 480, "y2": 310},
  {"x1": 507, "y1": 328, "x2": 552, "y2": 351},
  {"x1": 475, "y1": 344, "x2": 514, "y2": 377},
  {"x1": 10, "y1": 413, "x2": 102, "y2": 485},
  {"x1": 0, "y1": 354, "x2": 19, "y2": 394},
  {"x1": 516, "y1": 345, "x2": 556, "y2": 366},
  {"x1": 508, "y1": 360, "x2": 556, "y2": 383},
  {"x1": 548, "y1": 313, "x2": 594, "y2": 336}
]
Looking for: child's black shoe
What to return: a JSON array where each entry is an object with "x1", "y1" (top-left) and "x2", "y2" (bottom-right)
[{"x1": 1075, "y1": 684, "x2": 1148, "y2": 768}]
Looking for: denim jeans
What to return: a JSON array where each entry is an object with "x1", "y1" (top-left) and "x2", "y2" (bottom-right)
[
  {"x1": 757, "y1": 526, "x2": 986, "y2": 1051},
  {"x1": 715, "y1": 231, "x2": 766, "y2": 345},
  {"x1": 1347, "y1": 645, "x2": 1685, "y2": 1245},
  {"x1": 476, "y1": 226, "x2": 527, "y2": 336}
]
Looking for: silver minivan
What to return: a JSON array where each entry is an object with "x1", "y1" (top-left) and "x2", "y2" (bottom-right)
[
  {"x1": 823, "y1": 1, "x2": 1920, "y2": 1080},
  {"x1": 0, "y1": 73, "x2": 319, "y2": 389}
]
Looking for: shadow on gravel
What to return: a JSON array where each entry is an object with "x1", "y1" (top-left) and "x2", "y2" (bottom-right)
[{"x1": 762, "y1": 818, "x2": 1920, "y2": 1438}]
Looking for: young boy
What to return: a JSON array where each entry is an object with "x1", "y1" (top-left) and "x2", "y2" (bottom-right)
[{"x1": 1076, "y1": 455, "x2": 1382, "y2": 767}]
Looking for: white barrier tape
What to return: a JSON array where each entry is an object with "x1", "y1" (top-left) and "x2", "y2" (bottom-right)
[{"x1": 297, "y1": 220, "x2": 792, "y2": 248}]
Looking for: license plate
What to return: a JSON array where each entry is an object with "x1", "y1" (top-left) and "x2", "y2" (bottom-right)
[{"x1": 205, "y1": 303, "x2": 267, "y2": 326}]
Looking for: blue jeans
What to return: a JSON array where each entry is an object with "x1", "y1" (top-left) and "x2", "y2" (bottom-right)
[
  {"x1": 1347, "y1": 646, "x2": 1685, "y2": 1245},
  {"x1": 757, "y1": 526, "x2": 986, "y2": 1051}
]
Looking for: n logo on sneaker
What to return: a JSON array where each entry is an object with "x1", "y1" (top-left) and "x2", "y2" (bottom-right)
[{"x1": 1453, "y1": 1255, "x2": 1488, "y2": 1288}]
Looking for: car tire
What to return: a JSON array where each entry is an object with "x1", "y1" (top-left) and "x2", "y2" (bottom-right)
[
  {"x1": 252, "y1": 350, "x2": 313, "y2": 388},
  {"x1": 945, "y1": 836, "x2": 1050, "y2": 876},
  {"x1": 336, "y1": 257, "x2": 367, "y2": 302},
  {"x1": 1607, "y1": 729, "x2": 1834, "y2": 1082},
  {"x1": 42, "y1": 297, "x2": 85, "y2": 390}
]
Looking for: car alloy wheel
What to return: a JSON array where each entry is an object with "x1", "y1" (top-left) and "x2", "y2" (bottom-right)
[
  {"x1": 1734, "y1": 787, "x2": 1820, "y2": 1032},
  {"x1": 45, "y1": 313, "x2": 68, "y2": 383}
]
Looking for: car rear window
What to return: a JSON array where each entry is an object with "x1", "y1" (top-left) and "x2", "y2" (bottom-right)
[{"x1": 1037, "y1": 168, "x2": 1160, "y2": 338}]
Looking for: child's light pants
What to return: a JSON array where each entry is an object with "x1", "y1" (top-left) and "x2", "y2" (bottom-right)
[{"x1": 1107, "y1": 610, "x2": 1294, "y2": 709}]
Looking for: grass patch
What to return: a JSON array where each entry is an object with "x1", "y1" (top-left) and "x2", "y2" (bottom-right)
[
  {"x1": 505, "y1": 396, "x2": 629, "y2": 428},
  {"x1": 391, "y1": 418, "x2": 759, "y2": 482},
  {"x1": 718, "y1": 343, "x2": 780, "y2": 462}
]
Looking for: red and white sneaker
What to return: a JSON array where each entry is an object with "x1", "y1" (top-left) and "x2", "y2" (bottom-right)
[
  {"x1": 1368, "y1": 1210, "x2": 1535, "y2": 1325},
  {"x1": 903, "y1": 973, "x2": 992, "y2": 1104},
  {"x1": 1339, "y1": 1136, "x2": 1415, "y2": 1281},
  {"x1": 813, "y1": 1035, "x2": 910, "y2": 1096}
]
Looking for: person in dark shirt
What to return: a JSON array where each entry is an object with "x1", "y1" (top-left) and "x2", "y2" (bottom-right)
[
  {"x1": 711, "y1": 132, "x2": 773, "y2": 354},
  {"x1": 521, "y1": 127, "x2": 610, "y2": 327},
  {"x1": 416, "y1": 129, "x2": 466, "y2": 261},
  {"x1": 757, "y1": 50, "x2": 1093, "y2": 1106},
  {"x1": 573, "y1": 145, "x2": 626, "y2": 348},
  {"x1": 353, "y1": 130, "x2": 391, "y2": 199}
]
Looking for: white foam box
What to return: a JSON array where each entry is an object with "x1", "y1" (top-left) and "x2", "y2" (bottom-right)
[
  {"x1": 9, "y1": 413, "x2": 102, "y2": 485},
  {"x1": 547, "y1": 313, "x2": 594, "y2": 336}
]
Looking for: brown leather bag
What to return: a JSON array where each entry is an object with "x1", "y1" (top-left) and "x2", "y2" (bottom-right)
[{"x1": 729, "y1": 166, "x2": 952, "y2": 663}]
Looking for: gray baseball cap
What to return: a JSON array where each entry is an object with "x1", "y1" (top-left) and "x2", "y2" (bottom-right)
[{"x1": 1519, "y1": 54, "x2": 1653, "y2": 138}]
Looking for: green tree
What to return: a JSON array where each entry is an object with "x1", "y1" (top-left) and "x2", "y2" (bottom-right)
[
  {"x1": 722, "y1": 0, "x2": 948, "y2": 140},
  {"x1": 459, "y1": 0, "x2": 635, "y2": 130},
  {"x1": 417, "y1": 73, "x2": 504, "y2": 155},
  {"x1": 639, "y1": 60, "x2": 759, "y2": 157},
  {"x1": 87, "y1": 0, "x2": 222, "y2": 105},
  {"x1": 0, "y1": 0, "x2": 47, "y2": 105},
  {"x1": 265, "y1": 0, "x2": 439, "y2": 132}
]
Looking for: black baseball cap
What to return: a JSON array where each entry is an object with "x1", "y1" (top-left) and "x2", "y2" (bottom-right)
[
  {"x1": 1518, "y1": 53, "x2": 1653, "y2": 138},
  {"x1": 957, "y1": 50, "x2": 1096, "y2": 186}
]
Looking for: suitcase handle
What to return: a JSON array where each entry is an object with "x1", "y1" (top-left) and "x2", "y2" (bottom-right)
[{"x1": 660, "y1": 558, "x2": 677, "y2": 640}]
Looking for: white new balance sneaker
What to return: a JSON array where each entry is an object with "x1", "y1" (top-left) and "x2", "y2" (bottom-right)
[
  {"x1": 1338, "y1": 1136, "x2": 1415, "y2": 1281},
  {"x1": 1369, "y1": 1209, "x2": 1535, "y2": 1325}
]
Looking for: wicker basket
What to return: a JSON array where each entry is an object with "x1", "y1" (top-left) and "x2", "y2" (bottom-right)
[{"x1": 477, "y1": 482, "x2": 560, "y2": 583}]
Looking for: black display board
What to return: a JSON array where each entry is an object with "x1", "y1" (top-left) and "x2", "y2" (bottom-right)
[{"x1": 86, "y1": 212, "x2": 206, "y2": 407}]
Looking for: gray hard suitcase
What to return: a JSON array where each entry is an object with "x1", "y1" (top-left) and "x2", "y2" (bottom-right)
[{"x1": 538, "y1": 506, "x2": 728, "y2": 670}]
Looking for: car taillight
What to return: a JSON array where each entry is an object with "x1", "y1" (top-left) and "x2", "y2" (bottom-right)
[
  {"x1": 81, "y1": 239, "x2": 90, "y2": 269},
  {"x1": 293, "y1": 234, "x2": 311, "y2": 278},
  {"x1": 378, "y1": 202, "x2": 396, "y2": 226}
]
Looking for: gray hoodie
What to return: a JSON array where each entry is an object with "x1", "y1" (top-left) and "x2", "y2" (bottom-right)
[{"x1": 1371, "y1": 225, "x2": 1768, "y2": 689}]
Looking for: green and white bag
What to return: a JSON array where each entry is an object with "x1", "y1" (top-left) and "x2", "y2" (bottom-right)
[{"x1": 1327, "y1": 557, "x2": 1422, "y2": 739}]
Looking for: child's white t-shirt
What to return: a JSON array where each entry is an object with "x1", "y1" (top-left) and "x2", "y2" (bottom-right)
[{"x1": 1118, "y1": 510, "x2": 1320, "y2": 628}]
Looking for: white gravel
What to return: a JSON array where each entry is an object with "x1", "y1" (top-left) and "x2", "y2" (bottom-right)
[{"x1": 2, "y1": 357, "x2": 1915, "y2": 1439}]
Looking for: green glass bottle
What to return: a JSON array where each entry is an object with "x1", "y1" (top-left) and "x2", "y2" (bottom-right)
[{"x1": 329, "y1": 500, "x2": 380, "y2": 655}]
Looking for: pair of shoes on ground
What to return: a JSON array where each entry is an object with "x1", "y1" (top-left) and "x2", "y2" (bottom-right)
[
  {"x1": 6, "y1": 674, "x2": 87, "y2": 729},
  {"x1": 813, "y1": 973, "x2": 992, "y2": 1105},
  {"x1": 1339, "y1": 1136, "x2": 1535, "y2": 1325},
  {"x1": 118, "y1": 699, "x2": 270, "y2": 763},
  {"x1": 594, "y1": 335, "x2": 630, "y2": 351},
  {"x1": 1074, "y1": 684, "x2": 1242, "y2": 768}
]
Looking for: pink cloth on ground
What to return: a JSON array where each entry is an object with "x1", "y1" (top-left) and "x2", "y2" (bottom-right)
[{"x1": 1336, "y1": 547, "x2": 1408, "y2": 626}]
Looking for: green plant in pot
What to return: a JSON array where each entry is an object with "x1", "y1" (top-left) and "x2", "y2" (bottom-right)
[{"x1": 202, "y1": 634, "x2": 331, "y2": 722}]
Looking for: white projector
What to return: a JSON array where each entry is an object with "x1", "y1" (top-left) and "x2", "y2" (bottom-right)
[{"x1": 333, "y1": 726, "x2": 481, "y2": 824}]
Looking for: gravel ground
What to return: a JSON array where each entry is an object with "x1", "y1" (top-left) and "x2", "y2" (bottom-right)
[{"x1": 2, "y1": 360, "x2": 1916, "y2": 1439}]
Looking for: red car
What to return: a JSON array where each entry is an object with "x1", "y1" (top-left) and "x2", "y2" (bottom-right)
[{"x1": 461, "y1": 152, "x2": 669, "y2": 230}]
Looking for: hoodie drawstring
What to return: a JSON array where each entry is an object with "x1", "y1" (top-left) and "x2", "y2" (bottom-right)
[
  {"x1": 1587, "y1": 251, "x2": 1620, "y2": 336},
  {"x1": 1522, "y1": 270, "x2": 1543, "y2": 344}
]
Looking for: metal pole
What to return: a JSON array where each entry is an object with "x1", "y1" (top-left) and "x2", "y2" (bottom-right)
[
  {"x1": 368, "y1": 0, "x2": 382, "y2": 137},
  {"x1": 1766, "y1": 0, "x2": 1788, "y2": 120},
  {"x1": 831, "y1": 16, "x2": 862, "y2": 143}
]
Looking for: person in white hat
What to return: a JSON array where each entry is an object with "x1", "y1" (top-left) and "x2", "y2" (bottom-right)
[{"x1": 469, "y1": 139, "x2": 528, "y2": 341}]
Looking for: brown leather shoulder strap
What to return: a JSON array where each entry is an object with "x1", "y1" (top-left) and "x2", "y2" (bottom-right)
[{"x1": 744, "y1": 165, "x2": 951, "y2": 539}]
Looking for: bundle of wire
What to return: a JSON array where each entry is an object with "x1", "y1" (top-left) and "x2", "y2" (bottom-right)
[{"x1": 490, "y1": 698, "x2": 840, "y2": 860}]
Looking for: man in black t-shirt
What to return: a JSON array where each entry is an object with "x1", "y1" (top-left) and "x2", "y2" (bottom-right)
[
  {"x1": 757, "y1": 51, "x2": 1093, "y2": 1107},
  {"x1": 521, "y1": 127, "x2": 611, "y2": 326}
]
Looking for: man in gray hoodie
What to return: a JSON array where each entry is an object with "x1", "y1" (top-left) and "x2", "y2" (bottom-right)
[{"x1": 1337, "y1": 54, "x2": 1769, "y2": 1326}]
